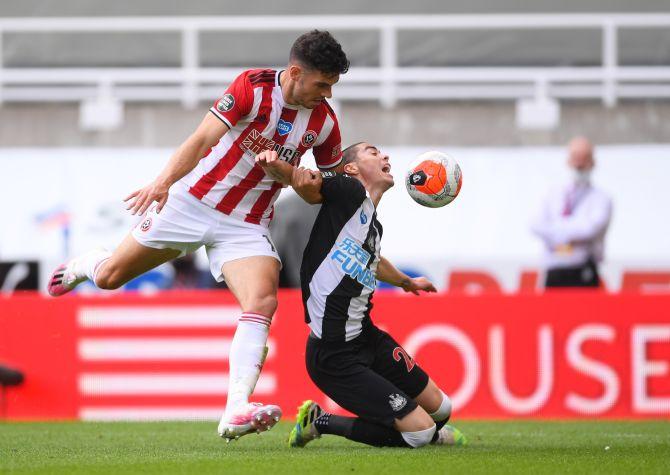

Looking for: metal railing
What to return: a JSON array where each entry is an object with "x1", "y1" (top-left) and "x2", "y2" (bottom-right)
[{"x1": 0, "y1": 14, "x2": 669, "y2": 109}]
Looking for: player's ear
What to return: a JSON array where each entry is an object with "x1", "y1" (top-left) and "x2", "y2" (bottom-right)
[
  {"x1": 288, "y1": 64, "x2": 303, "y2": 81},
  {"x1": 343, "y1": 162, "x2": 358, "y2": 175}
]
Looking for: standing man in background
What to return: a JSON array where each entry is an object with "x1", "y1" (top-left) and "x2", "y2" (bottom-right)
[{"x1": 531, "y1": 137, "x2": 613, "y2": 288}]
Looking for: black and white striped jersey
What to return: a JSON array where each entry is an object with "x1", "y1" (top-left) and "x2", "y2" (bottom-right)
[{"x1": 300, "y1": 172, "x2": 383, "y2": 343}]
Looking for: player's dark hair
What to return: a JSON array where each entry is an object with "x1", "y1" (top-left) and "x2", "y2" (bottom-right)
[
  {"x1": 342, "y1": 142, "x2": 364, "y2": 166},
  {"x1": 290, "y1": 30, "x2": 350, "y2": 76}
]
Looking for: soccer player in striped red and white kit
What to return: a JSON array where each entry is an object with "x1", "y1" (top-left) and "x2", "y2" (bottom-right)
[{"x1": 47, "y1": 30, "x2": 350, "y2": 441}]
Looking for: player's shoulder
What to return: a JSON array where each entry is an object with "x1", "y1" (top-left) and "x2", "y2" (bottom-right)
[
  {"x1": 321, "y1": 171, "x2": 353, "y2": 181},
  {"x1": 322, "y1": 172, "x2": 365, "y2": 194},
  {"x1": 319, "y1": 99, "x2": 338, "y2": 121},
  {"x1": 239, "y1": 68, "x2": 277, "y2": 88}
]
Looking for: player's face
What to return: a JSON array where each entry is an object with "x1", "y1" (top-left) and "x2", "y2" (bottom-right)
[
  {"x1": 293, "y1": 67, "x2": 339, "y2": 108},
  {"x1": 354, "y1": 143, "x2": 394, "y2": 190}
]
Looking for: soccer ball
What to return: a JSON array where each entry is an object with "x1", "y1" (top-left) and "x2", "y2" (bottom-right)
[{"x1": 405, "y1": 151, "x2": 462, "y2": 208}]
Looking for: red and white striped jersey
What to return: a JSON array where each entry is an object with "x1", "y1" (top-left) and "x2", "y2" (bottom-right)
[{"x1": 180, "y1": 68, "x2": 343, "y2": 227}]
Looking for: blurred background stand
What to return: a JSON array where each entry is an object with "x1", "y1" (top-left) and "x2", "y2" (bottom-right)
[{"x1": 271, "y1": 192, "x2": 321, "y2": 288}]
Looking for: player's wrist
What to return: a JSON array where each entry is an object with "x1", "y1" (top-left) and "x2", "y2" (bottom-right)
[
  {"x1": 399, "y1": 277, "x2": 412, "y2": 290},
  {"x1": 154, "y1": 176, "x2": 174, "y2": 189}
]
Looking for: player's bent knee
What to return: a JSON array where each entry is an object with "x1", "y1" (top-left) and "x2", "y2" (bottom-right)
[
  {"x1": 415, "y1": 379, "x2": 446, "y2": 414},
  {"x1": 401, "y1": 424, "x2": 436, "y2": 448},
  {"x1": 246, "y1": 295, "x2": 278, "y2": 318},
  {"x1": 395, "y1": 406, "x2": 435, "y2": 433}
]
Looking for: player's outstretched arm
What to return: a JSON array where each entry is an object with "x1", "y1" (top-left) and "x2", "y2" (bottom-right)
[
  {"x1": 377, "y1": 256, "x2": 437, "y2": 295},
  {"x1": 256, "y1": 150, "x2": 323, "y2": 204},
  {"x1": 125, "y1": 114, "x2": 229, "y2": 215}
]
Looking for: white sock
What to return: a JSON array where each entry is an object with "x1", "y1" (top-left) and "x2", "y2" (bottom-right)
[
  {"x1": 429, "y1": 392, "x2": 452, "y2": 422},
  {"x1": 224, "y1": 313, "x2": 271, "y2": 419},
  {"x1": 401, "y1": 425, "x2": 437, "y2": 448},
  {"x1": 71, "y1": 249, "x2": 112, "y2": 285}
]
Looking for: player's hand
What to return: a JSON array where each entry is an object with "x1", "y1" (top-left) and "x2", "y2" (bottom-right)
[
  {"x1": 292, "y1": 166, "x2": 321, "y2": 190},
  {"x1": 292, "y1": 167, "x2": 323, "y2": 204},
  {"x1": 401, "y1": 277, "x2": 437, "y2": 295},
  {"x1": 124, "y1": 180, "x2": 170, "y2": 215},
  {"x1": 255, "y1": 150, "x2": 280, "y2": 168}
]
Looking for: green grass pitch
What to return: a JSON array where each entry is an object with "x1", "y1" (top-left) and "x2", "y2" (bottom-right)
[{"x1": 1, "y1": 420, "x2": 669, "y2": 474}]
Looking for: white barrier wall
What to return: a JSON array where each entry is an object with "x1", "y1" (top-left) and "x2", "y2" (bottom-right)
[{"x1": 1, "y1": 145, "x2": 669, "y2": 291}]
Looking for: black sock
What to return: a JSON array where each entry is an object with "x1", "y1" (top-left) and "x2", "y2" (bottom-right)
[
  {"x1": 314, "y1": 412, "x2": 355, "y2": 437},
  {"x1": 431, "y1": 418, "x2": 449, "y2": 443},
  {"x1": 314, "y1": 412, "x2": 409, "y2": 448},
  {"x1": 349, "y1": 418, "x2": 409, "y2": 447}
]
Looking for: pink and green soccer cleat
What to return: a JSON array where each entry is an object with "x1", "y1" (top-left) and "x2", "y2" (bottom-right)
[
  {"x1": 288, "y1": 400, "x2": 323, "y2": 448},
  {"x1": 218, "y1": 402, "x2": 282, "y2": 442},
  {"x1": 47, "y1": 261, "x2": 85, "y2": 297},
  {"x1": 433, "y1": 424, "x2": 468, "y2": 446}
]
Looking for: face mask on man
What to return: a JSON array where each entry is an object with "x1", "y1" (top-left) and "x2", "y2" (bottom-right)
[{"x1": 570, "y1": 168, "x2": 591, "y2": 185}]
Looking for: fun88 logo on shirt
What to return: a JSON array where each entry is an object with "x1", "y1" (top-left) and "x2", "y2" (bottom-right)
[{"x1": 330, "y1": 237, "x2": 377, "y2": 290}]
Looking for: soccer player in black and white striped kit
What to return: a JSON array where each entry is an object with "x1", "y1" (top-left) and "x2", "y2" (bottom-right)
[{"x1": 258, "y1": 142, "x2": 467, "y2": 449}]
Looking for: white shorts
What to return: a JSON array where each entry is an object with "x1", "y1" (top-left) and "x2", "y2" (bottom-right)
[{"x1": 131, "y1": 183, "x2": 281, "y2": 282}]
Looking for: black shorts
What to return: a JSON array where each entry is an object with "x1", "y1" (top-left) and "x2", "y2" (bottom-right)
[{"x1": 305, "y1": 324, "x2": 430, "y2": 428}]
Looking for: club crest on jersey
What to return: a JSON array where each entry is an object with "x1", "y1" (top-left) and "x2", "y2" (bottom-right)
[
  {"x1": 140, "y1": 217, "x2": 152, "y2": 232},
  {"x1": 216, "y1": 94, "x2": 235, "y2": 113},
  {"x1": 277, "y1": 119, "x2": 293, "y2": 136},
  {"x1": 241, "y1": 129, "x2": 301, "y2": 164},
  {"x1": 360, "y1": 210, "x2": 368, "y2": 225},
  {"x1": 388, "y1": 393, "x2": 407, "y2": 412},
  {"x1": 301, "y1": 130, "x2": 317, "y2": 147}
]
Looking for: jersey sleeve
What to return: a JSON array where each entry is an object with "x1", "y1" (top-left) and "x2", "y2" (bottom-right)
[
  {"x1": 313, "y1": 112, "x2": 342, "y2": 170},
  {"x1": 210, "y1": 71, "x2": 254, "y2": 129},
  {"x1": 320, "y1": 172, "x2": 366, "y2": 207}
]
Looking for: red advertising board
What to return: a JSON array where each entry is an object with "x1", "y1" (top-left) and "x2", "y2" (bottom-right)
[{"x1": 1, "y1": 291, "x2": 669, "y2": 420}]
